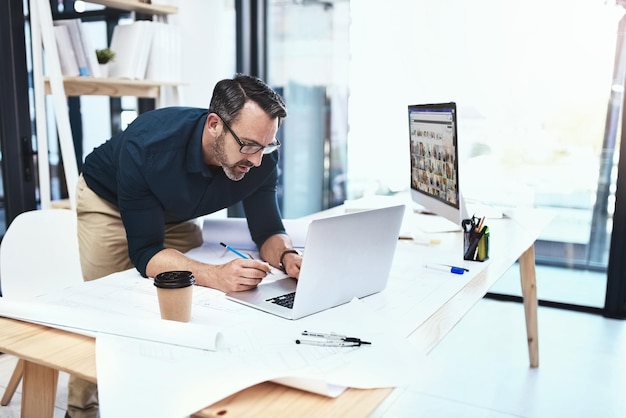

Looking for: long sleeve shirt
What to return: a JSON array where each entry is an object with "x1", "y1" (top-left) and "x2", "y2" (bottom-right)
[{"x1": 82, "y1": 106, "x2": 286, "y2": 276}]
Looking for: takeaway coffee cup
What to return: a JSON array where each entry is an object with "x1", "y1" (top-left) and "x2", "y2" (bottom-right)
[{"x1": 154, "y1": 270, "x2": 195, "y2": 322}]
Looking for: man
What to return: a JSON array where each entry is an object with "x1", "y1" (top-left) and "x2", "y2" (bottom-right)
[{"x1": 67, "y1": 74, "x2": 303, "y2": 418}]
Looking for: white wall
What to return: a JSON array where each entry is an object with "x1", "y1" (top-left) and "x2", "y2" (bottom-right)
[
  {"x1": 348, "y1": 1, "x2": 488, "y2": 195},
  {"x1": 170, "y1": 0, "x2": 236, "y2": 108},
  {"x1": 348, "y1": 1, "x2": 418, "y2": 195}
]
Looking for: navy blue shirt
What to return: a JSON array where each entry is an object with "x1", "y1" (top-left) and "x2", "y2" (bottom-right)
[{"x1": 82, "y1": 106, "x2": 286, "y2": 277}]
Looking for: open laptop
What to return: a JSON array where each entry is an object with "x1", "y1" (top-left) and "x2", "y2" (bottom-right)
[{"x1": 225, "y1": 204, "x2": 405, "y2": 320}]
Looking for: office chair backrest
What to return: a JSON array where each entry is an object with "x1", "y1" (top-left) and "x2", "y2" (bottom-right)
[{"x1": 0, "y1": 209, "x2": 83, "y2": 299}]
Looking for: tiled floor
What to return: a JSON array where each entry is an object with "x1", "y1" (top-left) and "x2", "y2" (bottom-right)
[
  {"x1": 1, "y1": 298, "x2": 625, "y2": 418},
  {"x1": 372, "y1": 299, "x2": 626, "y2": 417}
]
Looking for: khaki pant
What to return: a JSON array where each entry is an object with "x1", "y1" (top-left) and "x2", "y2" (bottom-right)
[{"x1": 68, "y1": 175, "x2": 203, "y2": 418}]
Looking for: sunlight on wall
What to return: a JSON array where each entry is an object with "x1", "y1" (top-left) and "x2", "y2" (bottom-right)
[{"x1": 348, "y1": 0, "x2": 623, "y2": 206}]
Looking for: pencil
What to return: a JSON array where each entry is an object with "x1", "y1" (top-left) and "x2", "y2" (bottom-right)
[
  {"x1": 219, "y1": 242, "x2": 274, "y2": 275},
  {"x1": 219, "y1": 242, "x2": 249, "y2": 259},
  {"x1": 476, "y1": 216, "x2": 486, "y2": 232}
]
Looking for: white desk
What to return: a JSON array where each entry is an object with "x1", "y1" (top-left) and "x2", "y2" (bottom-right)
[{"x1": 0, "y1": 208, "x2": 551, "y2": 417}]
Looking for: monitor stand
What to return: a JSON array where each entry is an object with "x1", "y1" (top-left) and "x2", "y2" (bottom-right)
[{"x1": 411, "y1": 212, "x2": 462, "y2": 233}]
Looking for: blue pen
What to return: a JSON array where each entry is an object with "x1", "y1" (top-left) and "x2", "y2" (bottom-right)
[
  {"x1": 425, "y1": 264, "x2": 467, "y2": 275},
  {"x1": 220, "y1": 242, "x2": 249, "y2": 259}
]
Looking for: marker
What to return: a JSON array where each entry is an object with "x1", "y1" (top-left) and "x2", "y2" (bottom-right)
[
  {"x1": 219, "y1": 242, "x2": 249, "y2": 259},
  {"x1": 436, "y1": 263, "x2": 469, "y2": 272},
  {"x1": 295, "y1": 331, "x2": 371, "y2": 347},
  {"x1": 295, "y1": 339, "x2": 364, "y2": 347},
  {"x1": 425, "y1": 264, "x2": 466, "y2": 275}
]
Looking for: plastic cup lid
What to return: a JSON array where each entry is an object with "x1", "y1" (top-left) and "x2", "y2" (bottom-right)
[{"x1": 154, "y1": 270, "x2": 195, "y2": 289}]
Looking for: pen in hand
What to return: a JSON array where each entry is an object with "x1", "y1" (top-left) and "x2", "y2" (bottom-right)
[{"x1": 219, "y1": 242, "x2": 273, "y2": 275}]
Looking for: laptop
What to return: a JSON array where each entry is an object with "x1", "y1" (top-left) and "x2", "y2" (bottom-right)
[{"x1": 225, "y1": 204, "x2": 405, "y2": 320}]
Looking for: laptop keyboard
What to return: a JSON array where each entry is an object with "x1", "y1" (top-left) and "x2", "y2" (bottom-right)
[{"x1": 267, "y1": 292, "x2": 296, "y2": 309}]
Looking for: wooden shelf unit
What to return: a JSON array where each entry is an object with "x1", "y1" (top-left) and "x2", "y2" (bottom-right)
[
  {"x1": 50, "y1": 0, "x2": 182, "y2": 98},
  {"x1": 32, "y1": 0, "x2": 180, "y2": 209},
  {"x1": 44, "y1": 76, "x2": 182, "y2": 98},
  {"x1": 93, "y1": 0, "x2": 178, "y2": 15}
]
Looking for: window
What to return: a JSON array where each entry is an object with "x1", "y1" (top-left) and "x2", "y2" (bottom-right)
[
  {"x1": 349, "y1": 0, "x2": 624, "y2": 308},
  {"x1": 267, "y1": 0, "x2": 350, "y2": 218}
]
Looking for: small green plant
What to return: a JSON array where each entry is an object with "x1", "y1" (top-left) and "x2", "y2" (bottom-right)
[{"x1": 95, "y1": 48, "x2": 115, "y2": 64}]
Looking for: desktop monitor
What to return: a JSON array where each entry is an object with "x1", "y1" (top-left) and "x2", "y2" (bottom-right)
[{"x1": 408, "y1": 102, "x2": 467, "y2": 230}]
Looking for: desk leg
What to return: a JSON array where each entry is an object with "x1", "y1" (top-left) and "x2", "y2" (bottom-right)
[
  {"x1": 21, "y1": 360, "x2": 58, "y2": 418},
  {"x1": 519, "y1": 244, "x2": 539, "y2": 368},
  {"x1": 1, "y1": 358, "x2": 24, "y2": 406}
]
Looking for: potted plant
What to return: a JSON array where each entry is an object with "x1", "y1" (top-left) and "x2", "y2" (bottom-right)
[{"x1": 95, "y1": 48, "x2": 115, "y2": 77}]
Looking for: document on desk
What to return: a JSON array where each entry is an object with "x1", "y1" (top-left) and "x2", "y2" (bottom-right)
[
  {"x1": 96, "y1": 297, "x2": 425, "y2": 418},
  {"x1": 2, "y1": 270, "x2": 422, "y2": 416},
  {"x1": 0, "y1": 297, "x2": 221, "y2": 351},
  {"x1": 201, "y1": 217, "x2": 310, "y2": 251}
]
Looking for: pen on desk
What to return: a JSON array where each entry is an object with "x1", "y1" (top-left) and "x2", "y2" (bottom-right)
[
  {"x1": 435, "y1": 263, "x2": 469, "y2": 272},
  {"x1": 296, "y1": 331, "x2": 371, "y2": 347},
  {"x1": 425, "y1": 264, "x2": 466, "y2": 275},
  {"x1": 295, "y1": 339, "x2": 368, "y2": 347}
]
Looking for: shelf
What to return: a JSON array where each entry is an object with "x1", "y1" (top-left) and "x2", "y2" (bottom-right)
[
  {"x1": 87, "y1": 0, "x2": 177, "y2": 15},
  {"x1": 44, "y1": 76, "x2": 182, "y2": 98}
]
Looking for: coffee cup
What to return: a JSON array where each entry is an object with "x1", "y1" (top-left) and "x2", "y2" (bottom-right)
[{"x1": 154, "y1": 270, "x2": 195, "y2": 322}]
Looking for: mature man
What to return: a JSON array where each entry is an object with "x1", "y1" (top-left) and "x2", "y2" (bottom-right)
[{"x1": 67, "y1": 74, "x2": 303, "y2": 418}]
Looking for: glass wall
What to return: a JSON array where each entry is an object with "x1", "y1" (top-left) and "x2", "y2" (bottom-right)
[
  {"x1": 267, "y1": 0, "x2": 350, "y2": 219},
  {"x1": 348, "y1": 0, "x2": 624, "y2": 308}
]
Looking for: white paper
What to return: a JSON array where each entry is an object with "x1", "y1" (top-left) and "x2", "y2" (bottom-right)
[
  {"x1": 271, "y1": 377, "x2": 346, "y2": 398},
  {"x1": 0, "y1": 298, "x2": 221, "y2": 351},
  {"x1": 97, "y1": 335, "x2": 280, "y2": 418},
  {"x1": 201, "y1": 217, "x2": 310, "y2": 251},
  {"x1": 265, "y1": 298, "x2": 425, "y2": 390},
  {"x1": 93, "y1": 294, "x2": 423, "y2": 417},
  {"x1": 2, "y1": 234, "x2": 481, "y2": 415}
]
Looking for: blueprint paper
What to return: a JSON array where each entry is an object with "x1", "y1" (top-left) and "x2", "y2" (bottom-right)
[
  {"x1": 0, "y1": 298, "x2": 221, "y2": 351},
  {"x1": 95, "y1": 297, "x2": 423, "y2": 417},
  {"x1": 97, "y1": 335, "x2": 282, "y2": 418}
]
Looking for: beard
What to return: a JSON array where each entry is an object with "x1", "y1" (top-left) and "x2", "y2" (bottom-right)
[{"x1": 212, "y1": 133, "x2": 254, "y2": 181}]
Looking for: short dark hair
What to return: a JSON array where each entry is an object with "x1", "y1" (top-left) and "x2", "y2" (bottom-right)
[{"x1": 209, "y1": 74, "x2": 287, "y2": 126}]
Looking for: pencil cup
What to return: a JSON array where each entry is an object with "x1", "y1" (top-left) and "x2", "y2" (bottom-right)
[
  {"x1": 154, "y1": 271, "x2": 195, "y2": 322},
  {"x1": 463, "y1": 226, "x2": 490, "y2": 262}
]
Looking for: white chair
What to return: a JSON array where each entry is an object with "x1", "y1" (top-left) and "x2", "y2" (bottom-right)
[{"x1": 0, "y1": 209, "x2": 83, "y2": 406}]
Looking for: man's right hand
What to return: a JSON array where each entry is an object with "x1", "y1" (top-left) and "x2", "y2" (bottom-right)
[
  {"x1": 147, "y1": 248, "x2": 273, "y2": 293},
  {"x1": 210, "y1": 258, "x2": 272, "y2": 292}
]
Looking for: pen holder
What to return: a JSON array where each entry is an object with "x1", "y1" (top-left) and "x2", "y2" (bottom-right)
[{"x1": 462, "y1": 221, "x2": 489, "y2": 262}]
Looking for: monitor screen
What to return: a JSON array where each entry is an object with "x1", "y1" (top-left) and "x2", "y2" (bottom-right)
[{"x1": 408, "y1": 102, "x2": 466, "y2": 228}]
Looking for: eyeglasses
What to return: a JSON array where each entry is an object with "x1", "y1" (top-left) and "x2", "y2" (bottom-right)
[{"x1": 215, "y1": 113, "x2": 281, "y2": 155}]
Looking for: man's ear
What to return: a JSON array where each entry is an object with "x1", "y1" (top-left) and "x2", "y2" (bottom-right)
[{"x1": 206, "y1": 113, "x2": 221, "y2": 135}]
